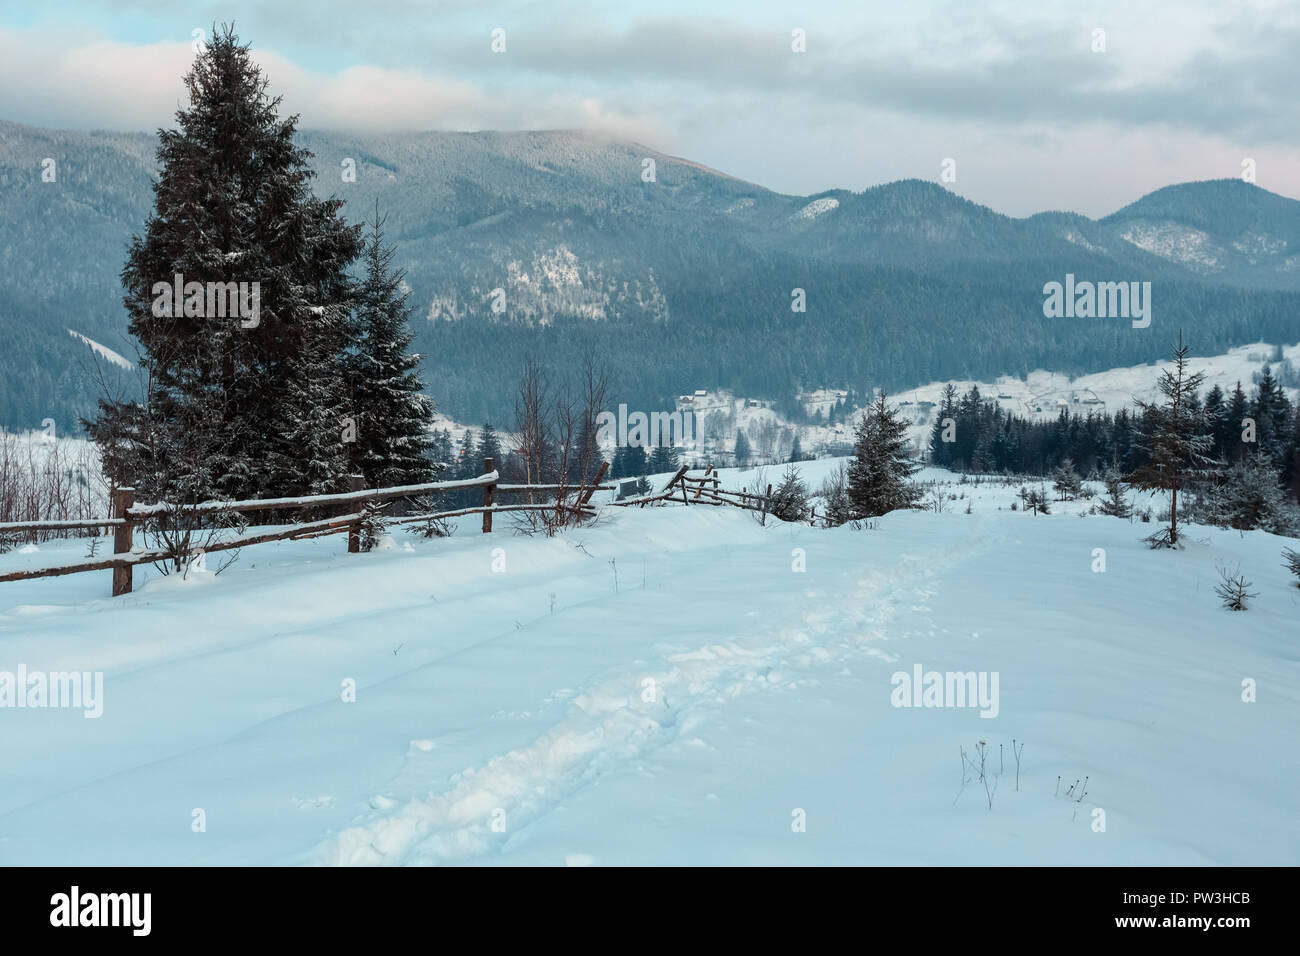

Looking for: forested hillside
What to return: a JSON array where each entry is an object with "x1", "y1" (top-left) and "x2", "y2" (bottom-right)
[{"x1": 2, "y1": 119, "x2": 1298, "y2": 430}]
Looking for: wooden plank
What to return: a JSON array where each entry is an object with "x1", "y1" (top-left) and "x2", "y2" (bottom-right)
[
  {"x1": 123, "y1": 474, "x2": 621, "y2": 521},
  {"x1": 0, "y1": 547, "x2": 171, "y2": 584},
  {"x1": 605, "y1": 492, "x2": 673, "y2": 508},
  {"x1": 126, "y1": 472, "x2": 500, "y2": 518},
  {"x1": 386, "y1": 502, "x2": 596, "y2": 527},
  {"x1": 286, "y1": 526, "x2": 351, "y2": 542},
  {"x1": 661, "y1": 465, "x2": 689, "y2": 494},
  {"x1": 0, "y1": 513, "x2": 365, "y2": 585},
  {"x1": 698, "y1": 486, "x2": 770, "y2": 504},
  {"x1": 0, "y1": 517, "x2": 125, "y2": 532},
  {"x1": 497, "y1": 483, "x2": 615, "y2": 494},
  {"x1": 201, "y1": 513, "x2": 364, "y2": 554},
  {"x1": 580, "y1": 461, "x2": 611, "y2": 505}
]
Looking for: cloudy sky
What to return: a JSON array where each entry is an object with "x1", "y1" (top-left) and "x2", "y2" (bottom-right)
[{"x1": 3, "y1": 0, "x2": 1297, "y2": 216}]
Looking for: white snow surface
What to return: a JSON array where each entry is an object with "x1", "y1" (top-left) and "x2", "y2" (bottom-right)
[
  {"x1": 0, "y1": 462, "x2": 1297, "y2": 866},
  {"x1": 66, "y1": 329, "x2": 132, "y2": 369},
  {"x1": 1118, "y1": 221, "x2": 1223, "y2": 272},
  {"x1": 794, "y1": 197, "x2": 839, "y2": 220}
]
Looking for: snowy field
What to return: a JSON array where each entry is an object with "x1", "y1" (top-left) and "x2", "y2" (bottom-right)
[{"x1": 0, "y1": 461, "x2": 1297, "y2": 866}]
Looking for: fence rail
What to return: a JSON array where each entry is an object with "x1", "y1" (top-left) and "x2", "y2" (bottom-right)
[
  {"x1": 0, "y1": 517, "x2": 127, "y2": 532},
  {"x1": 0, "y1": 459, "x2": 777, "y2": 597},
  {"x1": 123, "y1": 472, "x2": 503, "y2": 518}
]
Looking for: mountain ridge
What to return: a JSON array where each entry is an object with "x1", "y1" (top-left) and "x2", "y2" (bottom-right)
[
  {"x1": 1, "y1": 120, "x2": 1297, "y2": 430},
  {"x1": 10, "y1": 118, "x2": 1296, "y2": 217}
]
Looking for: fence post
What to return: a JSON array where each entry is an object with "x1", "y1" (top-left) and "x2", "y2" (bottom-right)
[
  {"x1": 347, "y1": 474, "x2": 365, "y2": 553},
  {"x1": 482, "y1": 458, "x2": 495, "y2": 533},
  {"x1": 111, "y1": 487, "x2": 134, "y2": 597}
]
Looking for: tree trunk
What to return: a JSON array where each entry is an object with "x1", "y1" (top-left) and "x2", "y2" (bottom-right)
[{"x1": 1170, "y1": 483, "x2": 1178, "y2": 546}]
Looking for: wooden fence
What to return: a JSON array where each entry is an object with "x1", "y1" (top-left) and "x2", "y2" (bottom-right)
[{"x1": 0, "y1": 460, "x2": 785, "y2": 597}]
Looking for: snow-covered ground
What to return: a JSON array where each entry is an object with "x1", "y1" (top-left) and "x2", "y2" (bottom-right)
[{"x1": 0, "y1": 462, "x2": 1296, "y2": 865}]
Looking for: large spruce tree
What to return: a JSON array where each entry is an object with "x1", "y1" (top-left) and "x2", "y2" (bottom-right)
[
  {"x1": 847, "y1": 392, "x2": 922, "y2": 518},
  {"x1": 104, "y1": 24, "x2": 361, "y2": 501},
  {"x1": 346, "y1": 203, "x2": 435, "y2": 489}
]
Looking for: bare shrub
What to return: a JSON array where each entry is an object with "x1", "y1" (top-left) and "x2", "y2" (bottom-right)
[
  {"x1": 511, "y1": 354, "x2": 609, "y2": 536},
  {"x1": 0, "y1": 430, "x2": 111, "y2": 547}
]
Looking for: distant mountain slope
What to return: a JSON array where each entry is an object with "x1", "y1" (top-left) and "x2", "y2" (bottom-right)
[
  {"x1": 0, "y1": 122, "x2": 155, "y2": 428},
  {"x1": 0, "y1": 120, "x2": 1297, "y2": 430},
  {"x1": 1100, "y1": 179, "x2": 1300, "y2": 287}
]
